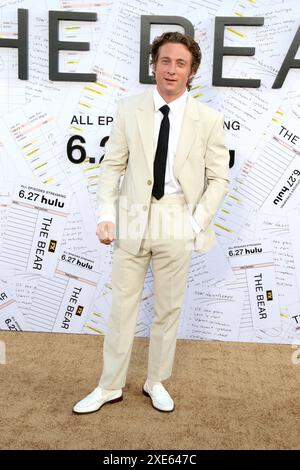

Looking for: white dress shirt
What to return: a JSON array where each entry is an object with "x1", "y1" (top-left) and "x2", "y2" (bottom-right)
[{"x1": 98, "y1": 87, "x2": 202, "y2": 234}]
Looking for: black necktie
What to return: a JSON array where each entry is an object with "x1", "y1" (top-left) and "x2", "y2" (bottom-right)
[{"x1": 152, "y1": 104, "x2": 170, "y2": 200}]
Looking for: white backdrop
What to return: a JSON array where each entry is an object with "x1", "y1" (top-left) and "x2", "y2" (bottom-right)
[{"x1": 0, "y1": 0, "x2": 299, "y2": 344}]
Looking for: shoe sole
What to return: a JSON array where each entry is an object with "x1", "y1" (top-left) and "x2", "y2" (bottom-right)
[
  {"x1": 72, "y1": 395, "x2": 123, "y2": 415},
  {"x1": 142, "y1": 389, "x2": 175, "y2": 413}
]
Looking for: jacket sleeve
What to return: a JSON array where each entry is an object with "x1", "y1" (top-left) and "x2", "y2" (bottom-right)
[
  {"x1": 192, "y1": 112, "x2": 230, "y2": 230},
  {"x1": 96, "y1": 99, "x2": 129, "y2": 222}
]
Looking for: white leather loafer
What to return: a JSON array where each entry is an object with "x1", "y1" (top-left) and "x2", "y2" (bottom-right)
[
  {"x1": 142, "y1": 381, "x2": 175, "y2": 412},
  {"x1": 73, "y1": 387, "x2": 123, "y2": 414}
]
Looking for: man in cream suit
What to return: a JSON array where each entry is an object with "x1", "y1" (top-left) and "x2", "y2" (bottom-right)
[{"x1": 73, "y1": 32, "x2": 230, "y2": 414}]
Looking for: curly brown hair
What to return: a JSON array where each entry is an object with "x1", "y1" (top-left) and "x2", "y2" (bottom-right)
[{"x1": 150, "y1": 31, "x2": 201, "y2": 91}]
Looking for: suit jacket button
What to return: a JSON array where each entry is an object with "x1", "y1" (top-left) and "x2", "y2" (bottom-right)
[
  {"x1": 147, "y1": 180, "x2": 152, "y2": 185},
  {"x1": 143, "y1": 205, "x2": 147, "y2": 211}
]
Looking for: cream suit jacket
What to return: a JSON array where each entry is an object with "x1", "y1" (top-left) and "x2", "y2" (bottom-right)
[{"x1": 96, "y1": 90, "x2": 230, "y2": 255}]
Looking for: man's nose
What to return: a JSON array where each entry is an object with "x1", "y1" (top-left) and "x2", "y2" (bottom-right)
[{"x1": 167, "y1": 63, "x2": 176, "y2": 74}]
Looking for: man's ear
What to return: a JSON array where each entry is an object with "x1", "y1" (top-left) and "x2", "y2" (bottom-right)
[{"x1": 189, "y1": 66, "x2": 196, "y2": 80}]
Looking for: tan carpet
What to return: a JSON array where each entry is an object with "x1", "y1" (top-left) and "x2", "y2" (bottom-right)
[{"x1": 0, "y1": 330, "x2": 299, "y2": 450}]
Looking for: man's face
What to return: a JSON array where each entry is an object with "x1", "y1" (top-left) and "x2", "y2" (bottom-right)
[{"x1": 153, "y1": 42, "x2": 194, "y2": 102}]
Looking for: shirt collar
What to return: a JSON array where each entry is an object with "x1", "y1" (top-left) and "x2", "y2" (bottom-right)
[{"x1": 153, "y1": 86, "x2": 188, "y2": 114}]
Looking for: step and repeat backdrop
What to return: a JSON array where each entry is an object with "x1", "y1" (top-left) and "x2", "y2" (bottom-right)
[{"x1": 0, "y1": 0, "x2": 299, "y2": 344}]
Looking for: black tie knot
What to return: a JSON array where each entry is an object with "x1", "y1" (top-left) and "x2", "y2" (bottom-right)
[{"x1": 160, "y1": 105, "x2": 170, "y2": 117}]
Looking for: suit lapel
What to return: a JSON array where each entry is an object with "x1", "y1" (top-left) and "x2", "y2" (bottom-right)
[
  {"x1": 136, "y1": 91, "x2": 155, "y2": 176},
  {"x1": 136, "y1": 91, "x2": 200, "y2": 178},
  {"x1": 173, "y1": 95, "x2": 199, "y2": 179}
]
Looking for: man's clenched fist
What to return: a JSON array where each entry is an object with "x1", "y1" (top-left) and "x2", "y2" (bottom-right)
[{"x1": 96, "y1": 221, "x2": 115, "y2": 245}]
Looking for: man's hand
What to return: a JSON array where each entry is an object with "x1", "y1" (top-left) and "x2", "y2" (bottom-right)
[{"x1": 96, "y1": 221, "x2": 116, "y2": 245}]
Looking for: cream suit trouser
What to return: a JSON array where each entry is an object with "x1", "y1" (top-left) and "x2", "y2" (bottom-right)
[{"x1": 98, "y1": 194, "x2": 194, "y2": 390}]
